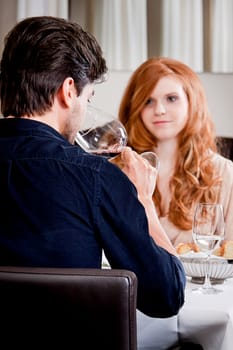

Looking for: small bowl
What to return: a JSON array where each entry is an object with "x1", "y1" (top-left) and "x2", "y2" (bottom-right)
[{"x1": 180, "y1": 253, "x2": 233, "y2": 283}]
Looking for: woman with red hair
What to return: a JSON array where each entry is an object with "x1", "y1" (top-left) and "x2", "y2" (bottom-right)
[{"x1": 118, "y1": 57, "x2": 233, "y2": 247}]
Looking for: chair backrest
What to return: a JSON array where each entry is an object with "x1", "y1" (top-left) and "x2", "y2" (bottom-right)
[
  {"x1": 0, "y1": 266, "x2": 138, "y2": 350},
  {"x1": 217, "y1": 136, "x2": 233, "y2": 161}
]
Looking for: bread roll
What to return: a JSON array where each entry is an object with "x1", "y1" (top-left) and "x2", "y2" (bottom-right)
[
  {"x1": 176, "y1": 240, "x2": 233, "y2": 258},
  {"x1": 176, "y1": 242, "x2": 200, "y2": 255},
  {"x1": 212, "y1": 246, "x2": 223, "y2": 257},
  {"x1": 221, "y1": 240, "x2": 233, "y2": 259}
]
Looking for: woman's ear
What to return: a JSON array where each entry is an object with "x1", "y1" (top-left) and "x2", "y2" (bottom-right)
[{"x1": 58, "y1": 77, "x2": 77, "y2": 108}]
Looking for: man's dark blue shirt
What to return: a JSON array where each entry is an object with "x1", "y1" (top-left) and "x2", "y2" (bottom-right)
[{"x1": 0, "y1": 118, "x2": 185, "y2": 317}]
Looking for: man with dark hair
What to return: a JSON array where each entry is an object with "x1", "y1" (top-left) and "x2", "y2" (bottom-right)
[{"x1": 0, "y1": 16, "x2": 185, "y2": 317}]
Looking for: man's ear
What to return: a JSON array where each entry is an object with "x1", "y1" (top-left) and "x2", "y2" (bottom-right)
[{"x1": 58, "y1": 77, "x2": 77, "y2": 108}]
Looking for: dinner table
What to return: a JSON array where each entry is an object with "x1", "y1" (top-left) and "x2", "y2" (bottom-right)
[{"x1": 137, "y1": 276, "x2": 233, "y2": 350}]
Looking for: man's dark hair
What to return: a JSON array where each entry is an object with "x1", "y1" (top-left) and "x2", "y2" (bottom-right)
[{"x1": 0, "y1": 16, "x2": 107, "y2": 117}]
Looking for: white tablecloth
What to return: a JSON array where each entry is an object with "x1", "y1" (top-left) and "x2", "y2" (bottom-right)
[
  {"x1": 137, "y1": 277, "x2": 233, "y2": 350},
  {"x1": 137, "y1": 311, "x2": 178, "y2": 350}
]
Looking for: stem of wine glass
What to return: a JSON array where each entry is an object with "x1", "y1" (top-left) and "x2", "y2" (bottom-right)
[{"x1": 203, "y1": 254, "x2": 212, "y2": 290}]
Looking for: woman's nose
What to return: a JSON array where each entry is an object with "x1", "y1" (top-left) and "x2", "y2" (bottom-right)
[{"x1": 153, "y1": 102, "x2": 166, "y2": 115}]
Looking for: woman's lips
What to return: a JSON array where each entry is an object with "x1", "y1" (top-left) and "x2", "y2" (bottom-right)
[{"x1": 153, "y1": 120, "x2": 171, "y2": 125}]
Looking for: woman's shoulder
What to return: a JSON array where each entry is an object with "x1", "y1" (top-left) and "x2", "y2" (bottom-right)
[
  {"x1": 212, "y1": 152, "x2": 233, "y2": 173},
  {"x1": 212, "y1": 153, "x2": 233, "y2": 195}
]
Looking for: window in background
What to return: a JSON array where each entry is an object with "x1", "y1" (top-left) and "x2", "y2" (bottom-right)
[
  {"x1": 17, "y1": 0, "x2": 68, "y2": 21},
  {"x1": 148, "y1": 0, "x2": 203, "y2": 72},
  {"x1": 210, "y1": 0, "x2": 233, "y2": 72},
  {"x1": 70, "y1": 0, "x2": 233, "y2": 73},
  {"x1": 69, "y1": 0, "x2": 147, "y2": 71}
]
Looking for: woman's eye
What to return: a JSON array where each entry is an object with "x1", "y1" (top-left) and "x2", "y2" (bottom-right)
[
  {"x1": 167, "y1": 95, "x2": 177, "y2": 102},
  {"x1": 145, "y1": 98, "x2": 154, "y2": 106}
]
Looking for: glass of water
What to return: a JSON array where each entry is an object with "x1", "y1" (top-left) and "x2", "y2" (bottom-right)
[{"x1": 192, "y1": 203, "x2": 225, "y2": 294}]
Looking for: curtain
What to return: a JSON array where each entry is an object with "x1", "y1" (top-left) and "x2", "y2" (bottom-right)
[
  {"x1": 160, "y1": 0, "x2": 203, "y2": 72},
  {"x1": 210, "y1": 0, "x2": 233, "y2": 72},
  {"x1": 16, "y1": 0, "x2": 233, "y2": 73},
  {"x1": 17, "y1": 0, "x2": 68, "y2": 20},
  {"x1": 91, "y1": 0, "x2": 147, "y2": 71},
  {"x1": 81, "y1": 0, "x2": 204, "y2": 72}
]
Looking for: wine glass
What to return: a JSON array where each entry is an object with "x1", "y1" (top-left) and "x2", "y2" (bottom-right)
[
  {"x1": 140, "y1": 151, "x2": 160, "y2": 170},
  {"x1": 75, "y1": 105, "x2": 127, "y2": 158},
  {"x1": 75, "y1": 105, "x2": 160, "y2": 169},
  {"x1": 192, "y1": 203, "x2": 225, "y2": 294}
]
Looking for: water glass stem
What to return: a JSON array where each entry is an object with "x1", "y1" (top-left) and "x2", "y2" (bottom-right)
[{"x1": 203, "y1": 255, "x2": 212, "y2": 289}]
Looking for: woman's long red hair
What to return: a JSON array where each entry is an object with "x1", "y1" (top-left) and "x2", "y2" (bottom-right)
[{"x1": 118, "y1": 57, "x2": 221, "y2": 230}]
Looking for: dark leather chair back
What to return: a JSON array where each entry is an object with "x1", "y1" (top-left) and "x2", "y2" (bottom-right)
[
  {"x1": 0, "y1": 266, "x2": 137, "y2": 350},
  {"x1": 217, "y1": 136, "x2": 233, "y2": 161}
]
